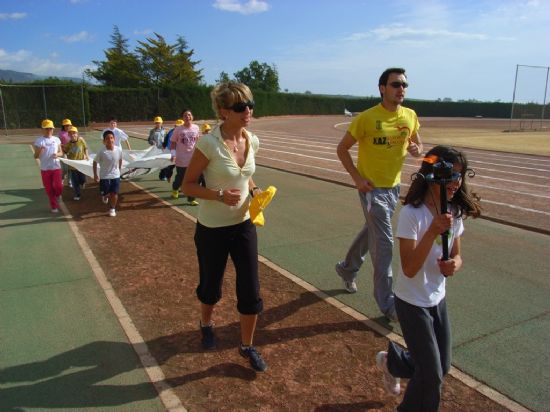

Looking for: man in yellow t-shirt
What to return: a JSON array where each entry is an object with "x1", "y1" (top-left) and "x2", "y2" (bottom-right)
[{"x1": 335, "y1": 67, "x2": 423, "y2": 321}]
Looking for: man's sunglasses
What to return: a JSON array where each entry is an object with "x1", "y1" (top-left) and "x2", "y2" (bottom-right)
[
  {"x1": 388, "y1": 81, "x2": 408, "y2": 89},
  {"x1": 229, "y1": 100, "x2": 255, "y2": 112}
]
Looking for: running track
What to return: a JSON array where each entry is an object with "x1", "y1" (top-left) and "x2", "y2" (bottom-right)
[
  {"x1": 249, "y1": 116, "x2": 550, "y2": 235},
  {"x1": 123, "y1": 115, "x2": 550, "y2": 234}
]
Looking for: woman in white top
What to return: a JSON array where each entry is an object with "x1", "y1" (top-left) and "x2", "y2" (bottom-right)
[
  {"x1": 182, "y1": 82, "x2": 266, "y2": 372},
  {"x1": 376, "y1": 145, "x2": 481, "y2": 411}
]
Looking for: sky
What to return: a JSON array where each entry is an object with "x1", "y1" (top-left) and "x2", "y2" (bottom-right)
[{"x1": 1, "y1": 0, "x2": 550, "y2": 103}]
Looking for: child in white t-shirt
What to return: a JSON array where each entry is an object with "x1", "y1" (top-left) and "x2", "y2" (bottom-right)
[
  {"x1": 102, "y1": 117, "x2": 131, "y2": 150},
  {"x1": 376, "y1": 145, "x2": 481, "y2": 412},
  {"x1": 93, "y1": 130, "x2": 123, "y2": 217},
  {"x1": 33, "y1": 119, "x2": 63, "y2": 212}
]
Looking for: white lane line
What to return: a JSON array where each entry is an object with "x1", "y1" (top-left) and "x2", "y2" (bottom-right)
[
  {"x1": 258, "y1": 133, "x2": 550, "y2": 171},
  {"x1": 257, "y1": 156, "x2": 550, "y2": 205},
  {"x1": 59, "y1": 201, "x2": 187, "y2": 412},
  {"x1": 260, "y1": 139, "x2": 550, "y2": 182}
]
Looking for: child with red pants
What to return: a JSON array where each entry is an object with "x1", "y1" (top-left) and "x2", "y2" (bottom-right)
[{"x1": 33, "y1": 119, "x2": 63, "y2": 213}]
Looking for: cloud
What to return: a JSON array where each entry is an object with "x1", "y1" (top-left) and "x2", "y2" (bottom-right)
[
  {"x1": 133, "y1": 28, "x2": 154, "y2": 35},
  {"x1": 0, "y1": 12, "x2": 27, "y2": 20},
  {"x1": 346, "y1": 24, "x2": 489, "y2": 44},
  {"x1": 0, "y1": 48, "x2": 88, "y2": 77},
  {"x1": 213, "y1": 0, "x2": 270, "y2": 15},
  {"x1": 60, "y1": 31, "x2": 93, "y2": 43}
]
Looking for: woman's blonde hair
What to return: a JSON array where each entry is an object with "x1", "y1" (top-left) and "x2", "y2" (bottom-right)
[{"x1": 210, "y1": 82, "x2": 253, "y2": 120}]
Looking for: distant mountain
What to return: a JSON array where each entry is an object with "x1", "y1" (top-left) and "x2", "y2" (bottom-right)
[{"x1": 0, "y1": 69, "x2": 81, "y2": 83}]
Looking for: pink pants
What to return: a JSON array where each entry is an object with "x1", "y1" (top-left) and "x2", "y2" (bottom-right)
[{"x1": 40, "y1": 169, "x2": 63, "y2": 209}]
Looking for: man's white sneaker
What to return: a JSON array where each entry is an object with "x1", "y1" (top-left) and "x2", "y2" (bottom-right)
[
  {"x1": 335, "y1": 262, "x2": 358, "y2": 293},
  {"x1": 51, "y1": 208, "x2": 59, "y2": 213},
  {"x1": 343, "y1": 280, "x2": 357, "y2": 293},
  {"x1": 109, "y1": 209, "x2": 116, "y2": 217},
  {"x1": 376, "y1": 351, "x2": 401, "y2": 396},
  {"x1": 102, "y1": 196, "x2": 109, "y2": 204}
]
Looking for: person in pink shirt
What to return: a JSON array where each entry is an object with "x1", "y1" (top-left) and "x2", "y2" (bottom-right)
[
  {"x1": 59, "y1": 118, "x2": 72, "y2": 186},
  {"x1": 34, "y1": 119, "x2": 64, "y2": 213},
  {"x1": 170, "y1": 109, "x2": 204, "y2": 205},
  {"x1": 58, "y1": 119, "x2": 72, "y2": 145}
]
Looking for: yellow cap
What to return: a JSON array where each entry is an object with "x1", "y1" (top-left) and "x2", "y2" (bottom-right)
[
  {"x1": 201, "y1": 123, "x2": 211, "y2": 133},
  {"x1": 41, "y1": 119, "x2": 54, "y2": 129},
  {"x1": 153, "y1": 116, "x2": 163, "y2": 123},
  {"x1": 62, "y1": 118, "x2": 72, "y2": 126},
  {"x1": 68, "y1": 126, "x2": 78, "y2": 133},
  {"x1": 249, "y1": 186, "x2": 277, "y2": 226},
  {"x1": 175, "y1": 119, "x2": 184, "y2": 126}
]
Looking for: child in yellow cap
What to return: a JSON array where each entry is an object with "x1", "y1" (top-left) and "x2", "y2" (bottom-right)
[
  {"x1": 59, "y1": 118, "x2": 72, "y2": 186},
  {"x1": 148, "y1": 116, "x2": 166, "y2": 150},
  {"x1": 33, "y1": 119, "x2": 64, "y2": 212},
  {"x1": 62, "y1": 126, "x2": 89, "y2": 200}
]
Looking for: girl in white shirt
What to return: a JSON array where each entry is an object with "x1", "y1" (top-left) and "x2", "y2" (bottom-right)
[
  {"x1": 33, "y1": 119, "x2": 63, "y2": 212},
  {"x1": 376, "y1": 145, "x2": 481, "y2": 412}
]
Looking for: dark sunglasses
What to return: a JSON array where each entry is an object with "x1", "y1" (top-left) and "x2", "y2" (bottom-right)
[
  {"x1": 229, "y1": 100, "x2": 255, "y2": 112},
  {"x1": 388, "y1": 81, "x2": 409, "y2": 89}
]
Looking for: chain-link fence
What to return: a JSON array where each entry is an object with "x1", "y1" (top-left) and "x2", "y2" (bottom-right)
[{"x1": 0, "y1": 83, "x2": 89, "y2": 135}]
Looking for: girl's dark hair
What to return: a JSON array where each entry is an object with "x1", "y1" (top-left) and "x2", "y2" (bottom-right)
[{"x1": 404, "y1": 145, "x2": 481, "y2": 218}]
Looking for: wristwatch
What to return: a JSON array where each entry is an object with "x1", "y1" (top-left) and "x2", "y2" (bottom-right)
[{"x1": 217, "y1": 189, "x2": 224, "y2": 201}]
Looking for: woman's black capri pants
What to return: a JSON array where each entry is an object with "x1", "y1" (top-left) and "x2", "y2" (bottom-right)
[{"x1": 194, "y1": 219, "x2": 263, "y2": 315}]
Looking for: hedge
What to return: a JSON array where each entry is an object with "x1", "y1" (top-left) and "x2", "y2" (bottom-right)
[{"x1": 2, "y1": 83, "x2": 549, "y2": 129}]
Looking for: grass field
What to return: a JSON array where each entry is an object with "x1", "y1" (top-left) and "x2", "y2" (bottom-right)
[
  {"x1": 420, "y1": 127, "x2": 550, "y2": 156},
  {"x1": 333, "y1": 116, "x2": 550, "y2": 156}
]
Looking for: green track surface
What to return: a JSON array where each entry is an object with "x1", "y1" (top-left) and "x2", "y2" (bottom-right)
[{"x1": 0, "y1": 142, "x2": 165, "y2": 412}]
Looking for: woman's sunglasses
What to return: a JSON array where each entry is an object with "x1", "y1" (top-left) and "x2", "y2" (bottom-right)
[{"x1": 229, "y1": 100, "x2": 255, "y2": 113}]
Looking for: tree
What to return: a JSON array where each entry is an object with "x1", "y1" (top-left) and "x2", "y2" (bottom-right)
[
  {"x1": 216, "y1": 71, "x2": 231, "y2": 84},
  {"x1": 135, "y1": 33, "x2": 203, "y2": 87},
  {"x1": 233, "y1": 60, "x2": 279, "y2": 92},
  {"x1": 86, "y1": 28, "x2": 203, "y2": 88},
  {"x1": 172, "y1": 35, "x2": 203, "y2": 84},
  {"x1": 135, "y1": 33, "x2": 176, "y2": 86},
  {"x1": 85, "y1": 26, "x2": 143, "y2": 87},
  {"x1": 29, "y1": 77, "x2": 79, "y2": 85}
]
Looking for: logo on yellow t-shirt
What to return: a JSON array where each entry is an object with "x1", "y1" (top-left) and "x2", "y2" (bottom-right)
[{"x1": 372, "y1": 125, "x2": 410, "y2": 149}]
